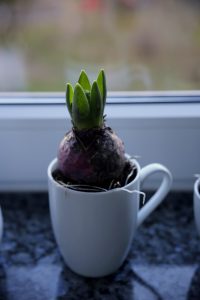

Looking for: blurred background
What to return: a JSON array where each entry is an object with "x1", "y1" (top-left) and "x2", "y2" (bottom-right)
[{"x1": 0, "y1": 0, "x2": 200, "y2": 91}]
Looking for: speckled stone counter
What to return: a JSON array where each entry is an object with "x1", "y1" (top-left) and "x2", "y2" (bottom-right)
[{"x1": 0, "y1": 192, "x2": 199, "y2": 300}]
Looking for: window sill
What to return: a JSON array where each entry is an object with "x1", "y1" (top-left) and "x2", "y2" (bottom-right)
[{"x1": 0, "y1": 92, "x2": 200, "y2": 191}]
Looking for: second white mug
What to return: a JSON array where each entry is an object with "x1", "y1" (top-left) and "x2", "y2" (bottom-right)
[{"x1": 194, "y1": 177, "x2": 200, "y2": 236}]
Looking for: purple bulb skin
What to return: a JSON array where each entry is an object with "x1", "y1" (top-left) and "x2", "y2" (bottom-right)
[{"x1": 57, "y1": 127, "x2": 127, "y2": 185}]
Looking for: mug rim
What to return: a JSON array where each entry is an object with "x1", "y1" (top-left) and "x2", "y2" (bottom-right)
[
  {"x1": 194, "y1": 177, "x2": 200, "y2": 199},
  {"x1": 47, "y1": 156, "x2": 140, "y2": 195}
]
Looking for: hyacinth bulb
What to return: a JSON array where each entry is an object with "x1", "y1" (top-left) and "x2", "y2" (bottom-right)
[{"x1": 57, "y1": 69, "x2": 129, "y2": 187}]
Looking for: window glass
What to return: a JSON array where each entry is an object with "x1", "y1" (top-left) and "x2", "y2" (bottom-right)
[{"x1": 0, "y1": 0, "x2": 199, "y2": 91}]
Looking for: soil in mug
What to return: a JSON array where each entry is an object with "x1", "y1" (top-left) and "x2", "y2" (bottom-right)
[{"x1": 53, "y1": 159, "x2": 137, "y2": 192}]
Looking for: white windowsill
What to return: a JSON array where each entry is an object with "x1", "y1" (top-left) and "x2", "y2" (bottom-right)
[{"x1": 0, "y1": 91, "x2": 200, "y2": 191}]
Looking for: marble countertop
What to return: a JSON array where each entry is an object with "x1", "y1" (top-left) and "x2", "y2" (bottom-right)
[{"x1": 0, "y1": 192, "x2": 199, "y2": 300}]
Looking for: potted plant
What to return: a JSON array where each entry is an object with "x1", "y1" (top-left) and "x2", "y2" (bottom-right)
[
  {"x1": 194, "y1": 175, "x2": 200, "y2": 236},
  {"x1": 47, "y1": 69, "x2": 172, "y2": 277}
]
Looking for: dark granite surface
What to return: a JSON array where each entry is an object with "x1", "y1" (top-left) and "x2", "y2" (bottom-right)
[{"x1": 0, "y1": 192, "x2": 199, "y2": 300}]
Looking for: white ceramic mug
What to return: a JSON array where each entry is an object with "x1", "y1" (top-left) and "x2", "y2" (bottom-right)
[
  {"x1": 48, "y1": 157, "x2": 172, "y2": 277},
  {"x1": 194, "y1": 177, "x2": 200, "y2": 236}
]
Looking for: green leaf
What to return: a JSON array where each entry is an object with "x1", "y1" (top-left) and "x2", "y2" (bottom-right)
[
  {"x1": 90, "y1": 81, "x2": 103, "y2": 127},
  {"x1": 97, "y1": 69, "x2": 107, "y2": 109},
  {"x1": 78, "y1": 70, "x2": 91, "y2": 91},
  {"x1": 66, "y1": 83, "x2": 74, "y2": 116},
  {"x1": 72, "y1": 83, "x2": 90, "y2": 129}
]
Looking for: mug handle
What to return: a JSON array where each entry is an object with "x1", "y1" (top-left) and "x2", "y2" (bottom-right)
[{"x1": 137, "y1": 163, "x2": 172, "y2": 227}]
